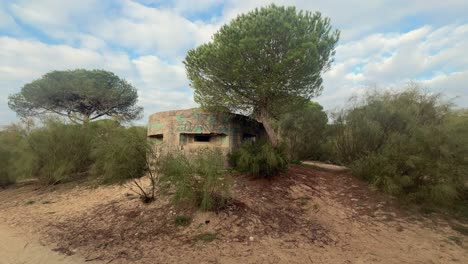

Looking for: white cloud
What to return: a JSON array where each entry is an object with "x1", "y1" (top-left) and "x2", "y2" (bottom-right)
[
  {"x1": 93, "y1": 1, "x2": 218, "y2": 55},
  {"x1": 421, "y1": 71, "x2": 468, "y2": 107},
  {"x1": 8, "y1": 0, "x2": 106, "y2": 38},
  {"x1": 316, "y1": 23, "x2": 468, "y2": 110},
  {"x1": 6, "y1": 0, "x2": 219, "y2": 57},
  {"x1": 132, "y1": 55, "x2": 187, "y2": 91}
]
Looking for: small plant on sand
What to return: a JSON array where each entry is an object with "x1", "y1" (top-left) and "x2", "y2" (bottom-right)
[
  {"x1": 313, "y1": 203, "x2": 320, "y2": 210},
  {"x1": 195, "y1": 232, "x2": 217, "y2": 242},
  {"x1": 174, "y1": 215, "x2": 191, "y2": 226},
  {"x1": 123, "y1": 144, "x2": 162, "y2": 203},
  {"x1": 298, "y1": 198, "x2": 308, "y2": 206},
  {"x1": 448, "y1": 236, "x2": 462, "y2": 246}
]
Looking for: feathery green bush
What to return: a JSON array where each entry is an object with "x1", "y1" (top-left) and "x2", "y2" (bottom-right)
[
  {"x1": 90, "y1": 121, "x2": 148, "y2": 184},
  {"x1": 26, "y1": 118, "x2": 93, "y2": 184},
  {"x1": 278, "y1": 102, "x2": 328, "y2": 161},
  {"x1": 333, "y1": 86, "x2": 468, "y2": 205},
  {"x1": 158, "y1": 148, "x2": 231, "y2": 211},
  {"x1": 0, "y1": 118, "x2": 149, "y2": 185},
  {"x1": 229, "y1": 141, "x2": 287, "y2": 178}
]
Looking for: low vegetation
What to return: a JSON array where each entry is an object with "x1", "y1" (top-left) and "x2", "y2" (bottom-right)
[
  {"x1": 0, "y1": 124, "x2": 26, "y2": 186},
  {"x1": 195, "y1": 232, "x2": 217, "y2": 242},
  {"x1": 158, "y1": 148, "x2": 232, "y2": 211},
  {"x1": 90, "y1": 120, "x2": 147, "y2": 184},
  {"x1": 278, "y1": 102, "x2": 328, "y2": 161},
  {"x1": 229, "y1": 140, "x2": 287, "y2": 178},
  {"x1": 0, "y1": 117, "x2": 148, "y2": 186},
  {"x1": 329, "y1": 87, "x2": 468, "y2": 206},
  {"x1": 174, "y1": 215, "x2": 191, "y2": 227}
]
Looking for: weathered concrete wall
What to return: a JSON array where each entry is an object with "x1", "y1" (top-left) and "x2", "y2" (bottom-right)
[{"x1": 148, "y1": 108, "x2": 265, "y2": 155}]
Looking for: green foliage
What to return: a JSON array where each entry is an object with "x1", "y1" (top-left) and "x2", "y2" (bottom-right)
[
  {"x1": 174, "y1": 215, "x2": 191, "y2": 227},
  {"x1": 279, "y1": 101, "x2": 328, "y2": 160},
  {"x1": 0, "y1": 121, "x2": 37, "y2": 186},
  {"x1": 184, "y1": 4, "x2": 339, "y2": 145},
  {"x1": 195, "y1": 232, "x2": 217, "y2": 242},
  {"x1": 90, "y1": 122, "x2": 148, "y2": 184},
  {"x1": 230, "y1": 141, "x2": 287, "y2": 178},
  {"x1": 158, "y1": 149, "x2": 231, "y2": 211},
  {"x1": 0, "y1": 126, "x2": 22, "y2": 186},
  {"x1": 0, "y1": 118, "x2": 148, "y2": 185},
  {"x1": 332, "y1": 86, "x2": 468, "y2": 205},
  {"x1": 25, "y1": 200, "x2": 35, "y2": 205},
  {"x1": 8, "y1": 69, "x2": 143, "y2": 124},
  {"x1": 26, "y1": 118, "x2": 93, "y2": 184}
]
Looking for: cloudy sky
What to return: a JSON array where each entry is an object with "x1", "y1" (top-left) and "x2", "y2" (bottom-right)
[{"x1": 1, "y1": 0, "x2": 467, "y2": 125}]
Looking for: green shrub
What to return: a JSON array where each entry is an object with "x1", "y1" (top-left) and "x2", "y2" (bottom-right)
[
  {"x1": 334, "y1": 86, "x2": 468, "y2": 205},
  {"x1": 229, "y1": 141, "x2": 287, "y2": 178},
  {"x1": 0, "y1": 127, "x2": 19, "y2": 186},
  {"x1": 0, "y1": 122, "x2": 36, "y2": 186},
  {"x1": 0, "y1": 145, "x2": 15, "y2": 186},
  {"x1": 26, "y1": 119, "x2": 93, "y2": 184},
  {"x1": 90, "y1": 121, "x2": 148, "y2": 184},
  {"x1": 279, "y1": 102, "x2": 328, "y2": 161},
  {"x1": 158, "y1": 148, "x2": 231, "y2": 211},
  {"x1": 0, "y1": 118, "x2": 150, "y2": 186}
]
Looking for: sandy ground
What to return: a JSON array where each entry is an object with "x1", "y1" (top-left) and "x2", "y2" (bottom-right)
[
  {"x1": 301, "y1": 161, "x2": 349, "y2": 172},
  {"x1": 0, "y1": 165, "x2": 467, "y2": 264},
  {"x1": 0, "y1": 223, "x2": 93, "y2": 264}
]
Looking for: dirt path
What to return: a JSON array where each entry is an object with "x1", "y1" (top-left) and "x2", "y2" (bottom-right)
[
  {"x1": 0, "y1": 165, "x2": 467, "y2": 263},
  {"x1": 0, "y1": 223, "x2": 92, "y2": 264}
]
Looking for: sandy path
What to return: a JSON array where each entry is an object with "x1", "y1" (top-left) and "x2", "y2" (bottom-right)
[{"x1": 0, "y1": 224, "x2": 91, "y2": 264}]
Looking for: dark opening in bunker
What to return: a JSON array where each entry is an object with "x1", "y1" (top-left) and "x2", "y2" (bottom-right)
[
  {"x1": 180, "y1": 133, "x2": 227, "y2": 145},
  {"x1": 149, "y1": 134, "x2": 164, "y2": 144},
  {"x1": 242, "y1": 133, "x2": 256, "y2": 142},
  {"x1": 194, "y1": 134, "x2": 211, "y2": 142}
]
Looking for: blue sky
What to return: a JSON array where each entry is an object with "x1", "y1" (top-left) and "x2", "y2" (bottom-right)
[{"x1": 1, "y1": 0, "x2": 467, "y2": 126}]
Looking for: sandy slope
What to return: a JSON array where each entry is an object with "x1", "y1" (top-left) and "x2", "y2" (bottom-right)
[{"x1": 0, "y1": 165, "x2": 466, "y2": 264}]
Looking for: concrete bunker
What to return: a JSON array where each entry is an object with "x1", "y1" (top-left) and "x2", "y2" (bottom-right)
[{"x1": 147, "y1": 108, "x2": 266, "y2": 155}]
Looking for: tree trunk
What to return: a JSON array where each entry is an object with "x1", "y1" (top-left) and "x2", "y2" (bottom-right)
[
  {"x1": 82, "y1": 114, "x2": 90, "y2": 126},
  {"x1": 257, "y1": 111, "x2": 279, "y2": 147}
]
